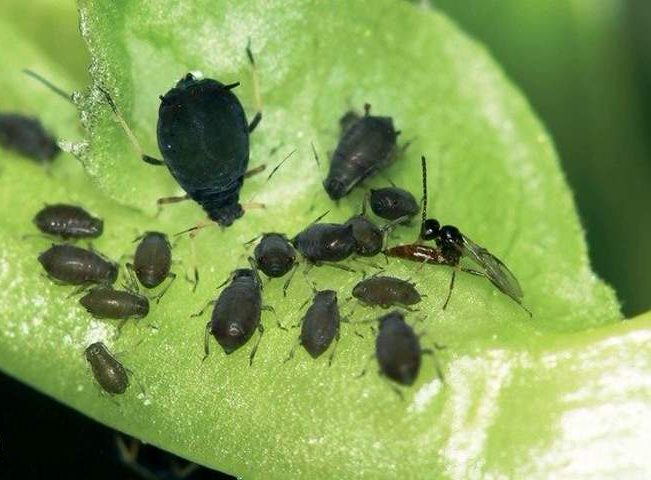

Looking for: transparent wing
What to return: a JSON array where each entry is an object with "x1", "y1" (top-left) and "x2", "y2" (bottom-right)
[{"x1": 459, "y1": 235, "x2": 524, "y2": 301}]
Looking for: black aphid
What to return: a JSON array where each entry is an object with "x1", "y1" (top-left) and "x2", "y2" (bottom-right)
[
  {"x1": 323, "y1": 103, "x2": 398, "y2": 200},
  {"x1": 38, "y1": 244, "x2": 118, "y2": 285},
  {"x1": 292, "y1": 222, "x2": 356, "y2": 264},
  {"x1": 33, "y1": 204, "x2": 103, "y2": 240},
  {"x1": 0, "y1": 113, "x2": 60, "y2": 162},
  {"x1": 286, "y1": 290, "x2": 341, "y2": 365},
  {"x1": 252, "y1": 233, "x2": 297, "y2": 278},
  {"x1": 375, "y1": 311, "x2": 423, "y2": 385},
  {"x1": 385, "y1": 156, "x2": 531, "y2": 315},
  {"x1": 345, "y1": 197, "x2": 407, "y2": 257},
  {"x1": 102, "y1": 45, "x2": 263, "y2": 227},
  {"x1": 195, "y1": 267, "x2": 266, "y2": 365},
  {"x1": 352, "y1": 276, "x2": 421, "y2": 309},
  {"x1": 79, "y1": 287, "x2": 149, "y2": 321},
  {"x1": 369, "y1": 187, "x2": 419, "y2": 222},
  {"x1": 126, "y1": 232, "x2": 176, "y2": 301},
  {"x1": 85, "y1": 342, "x2": 130, "y2": 395}
]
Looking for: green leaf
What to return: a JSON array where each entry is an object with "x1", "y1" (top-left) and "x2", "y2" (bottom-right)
[{"x1": 2, "y1": 0, "x2": 642, "y2": 478}]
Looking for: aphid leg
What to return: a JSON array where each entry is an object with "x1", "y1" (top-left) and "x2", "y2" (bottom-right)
[
  {"x1": 97, "y1": 85, "x2": 165, "y2": 166},
  {"x1": 284, "y1": 339, "x2": 301, "y2": 363},
  {"x1": 321, "y1": 262, "x2": 356, "y2": 273},
  {"x1": 352, "y1": 257, "x2": 384, "y2": 271},
  {"x1": 66, "y1": 282, "x2": 94, "y2": 298},
  {"x1": 249, "y1": 323, "x2": 265, "y2": 366},
  {"x1": 382, "y1": 377, "x2": 405, "y2": 400},
  {"x1": 243, "y1": 164, "x2": 266, "y2": 179},
  {"x1": 124, "y1": 366, "x2": 147, "y2": 396},
  {"x1": 202, "y1": 321, "x2": 212, "y2": 361},
  {"x1": 156, "y1": 194, "x2": 191, "y2": 217},
  {"x1": 282, "y1": 262, "x2": 299, "y2": 297},
  {"x1": 327, "y1": 329, "x2": 341, "y2": 367},
  {"x1": 191, "y1": 300, "x2": 217, "y2": 318},
  {"x1": 246, "y1": 39, "x2": 263, "y2": 133},
  {"x1": 124, "y1": 263, "x2": 140, "y2": 292},
  {"x1": 153, "y1": 272, "x2": 177, "y2": 304},
  {"x1": 243, "y1": 234, "x2": 263, "y2": 247},
  {"x1": 421, "y1": 348, "x2": 445, "y2": 383},
  {"x1": 442, "y1": 270, "x2": 456, "y2": 310},
  {"x1": 265, "y1": 149, "x2": 296, "y2": 181}
]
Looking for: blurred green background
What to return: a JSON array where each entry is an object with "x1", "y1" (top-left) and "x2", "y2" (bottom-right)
[{"x1": 428, "y1": 0, "x2": 651, "y2": 316}]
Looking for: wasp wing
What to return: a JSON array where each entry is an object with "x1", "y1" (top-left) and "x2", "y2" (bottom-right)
[{"x1": 459, "y1": 235, "x2": 524, "y2": 301}]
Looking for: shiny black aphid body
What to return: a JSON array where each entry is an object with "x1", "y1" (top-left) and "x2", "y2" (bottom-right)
[
  {"x1": 324, "y1": 105, "x2": 398, "y2": 200},
  {"x1": 79, "y1": 287, "x2": 149, "y2": 320},
  {"x1": 370, "y1": 187, "x2": 419, "y2": 222},
  {"x1": 85, "y1": 342, "x2": 129, "y2": 394},
  {"x1": 33, "y1": 204, "x2": 103, "y2": 239},
  {"x1": 376, "y1": 311, "x2": 421, "y2": 386},
  {"x1": 254, "y1": 233, "x2": 296, "y2": 278},
  {"x1": 133, "y1": 232, "x2": 172, "y2": 288},
  {"x1": 352, "y1": 276, "x2": 421, "y2": 308},
  {"x1": 157, "y1": 74, "x2": 251, "y2": 226},
  {"x1": 0, "y1": 113, "x2": 60, "y2": 162},
  {"x1": 207, "y1": 269, "x2": 262, "y2": 354},
  {"x1": 38, "y1": 244, "x2": 118, "y2": 285},
  {"x1": 300, "y1": 290, "x2": 340, "y2": 359},
  {"x1": 292, "y1": 223, "x2": 356, "y2": 263},
  {"x1": 345, "y1": 214, "x2": 383, "y2": 257}
]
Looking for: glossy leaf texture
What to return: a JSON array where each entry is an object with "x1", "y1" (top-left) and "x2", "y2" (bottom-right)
[{"x1": 0, "y1": 0, "x2": 645, "y2": 478}]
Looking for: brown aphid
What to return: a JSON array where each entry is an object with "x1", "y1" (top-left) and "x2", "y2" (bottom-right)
[
  {"x1": 79, "y1": 287, "x2": 149, "y2": 320},
  {"x1": 85, "y1": 342, "x2": 129, "y2": 394},
  {"x1": 38, "y1": 244, "x2": 118, "y2": 285},
  {"x1": 33, "y1": 204, "x2": 103, "y2": 240},
  {"x1": 352, "y1": 275, "x2": 421, "y2": 308}
]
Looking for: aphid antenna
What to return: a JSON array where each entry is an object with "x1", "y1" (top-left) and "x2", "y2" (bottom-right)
[
  {"x1": 97, "y1": 85, "x2": 164, "y2": 166},
  {"x1": 243, "y1": 39, "x2": 263, "y2": 133},
  {"x1": 23, "y1": 69, "x2": 72, "y2": 104}
]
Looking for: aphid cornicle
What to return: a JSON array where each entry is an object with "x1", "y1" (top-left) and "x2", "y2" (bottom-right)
[
  {"x1": 33, "y1": 204, "x2": 103, "y2": 239},
  {"x1": 79, "y1": 287, "x2": 150, "y2": 321},
  {"x1": 197, "y1": 267, "x2": 265, "y2": 364},
  {"x1": 38, "y1": 244, "x2": 118, "y2": 285},
  {"x1": 324, "y1": 103, "x2": 398, "y2": 200},
  {"x1": 85, "y1": 342, "x2": 130, "y2": 395},
  {"x1": 369, "y1": 187, "x2": 419, "y2": 222},
  {"x1": 0, "y1": 113, "x2": 60, "y2": 162},
  {"x1": 352, "y1": 275, "x2": 421, "y2": 309}
]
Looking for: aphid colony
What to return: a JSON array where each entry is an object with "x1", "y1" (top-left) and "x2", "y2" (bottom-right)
[{"x1": 14, "y1": 46, "x2": 531, "y2": 398}]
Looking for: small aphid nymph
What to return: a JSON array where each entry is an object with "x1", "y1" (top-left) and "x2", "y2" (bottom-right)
[
  {"x1": 352, "y1": 276, "x2": 421, "y2": 309},
  {"x1": 33, "y1": 204, "x2": 103, "y2": 239},
  {"x1": 323, "y1": 104, "x2": 399, "y2": 200},
  {"x1": 85, "y1": 342, "x2": 129, "y2": 395},
  {"x1": 0, "y1": 113, "x2": 60, "y2": 162}
]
